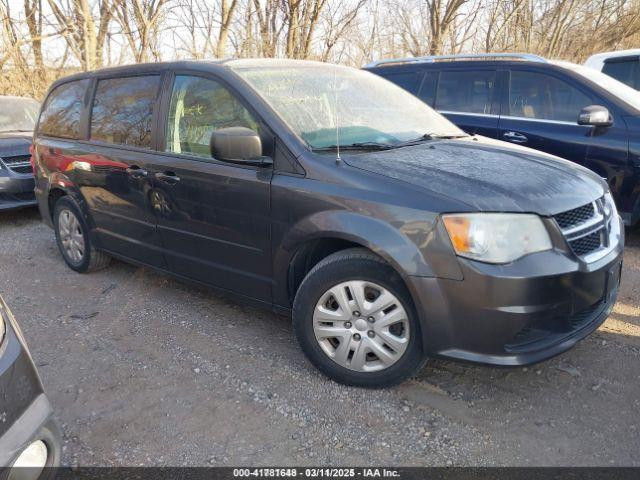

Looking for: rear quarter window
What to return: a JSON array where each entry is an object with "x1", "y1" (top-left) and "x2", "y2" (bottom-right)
[
  {"x1": 90, "y1": 75, "x2": 161, "y2": 149},
  {"x1": 379, "y1": 71, "x2": 423, "y2": 95},
  {"x1": 38, "y1": 79, "x2": 90, "y2": 139}
]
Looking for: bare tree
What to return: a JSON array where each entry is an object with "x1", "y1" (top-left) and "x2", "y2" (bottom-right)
[
  {"x1": 251, "y1": 0, "x2": 284, "y2": 57},
  {"x1": 111, "y1": 0, "x2": 168, "y2": 63},
  {"x1": 217, "y1": 0, "x2": 239, "y2": 57},
  {"x1": 47, "y1": 0, "x2": 113, "y2": 70},
  {"x1": 427, "y1": 0, "x2": 470, "y2": 54},
  {"x1": 319, "y1": 0, "x2": 367, "y2": 62}
]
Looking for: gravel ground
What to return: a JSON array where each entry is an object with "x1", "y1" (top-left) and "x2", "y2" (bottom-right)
[{"x1": 1, "y1": 207, "x2": 639, "y2": 467}]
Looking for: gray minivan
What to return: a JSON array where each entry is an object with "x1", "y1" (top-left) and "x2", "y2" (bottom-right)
[{"x1": 33, "y1": 59, "x2": 622, "y2": 387}]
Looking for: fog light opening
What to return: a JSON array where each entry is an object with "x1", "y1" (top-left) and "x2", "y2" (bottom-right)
[{"x1": 9, "y1": 440, "x2": 49, "y2": 480}]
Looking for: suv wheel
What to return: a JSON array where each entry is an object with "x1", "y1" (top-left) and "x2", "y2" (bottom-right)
[
  {"x1": 53, "y1": 196, "x2": 110, "y2": 273},
  {"x1": 293, "y1": 248, "x2": 424, "y2": 387}
]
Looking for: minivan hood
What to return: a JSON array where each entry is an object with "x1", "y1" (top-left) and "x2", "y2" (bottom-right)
[{"x1": 343, "y1": 136, "x2": 605, "y2": 216}]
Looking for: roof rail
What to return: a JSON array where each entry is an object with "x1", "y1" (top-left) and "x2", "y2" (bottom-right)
[{"x1": 364, "y1": 53, "x2": 547, "y2": 68}]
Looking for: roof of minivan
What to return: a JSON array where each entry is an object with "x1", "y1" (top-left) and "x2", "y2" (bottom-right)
[
  {"x1": 52, "y1": 58, "x2": 348, "y2": 81},
  {"x1": 46, "y1": 58, "x2": 353, "y2": 92}
]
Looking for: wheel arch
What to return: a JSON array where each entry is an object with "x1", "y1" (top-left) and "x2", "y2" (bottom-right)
[
  {"x1": 46, "y1": 178, "x2": 96, "y2": 234},
  {"x1": 273, "y1": 210, "x2": 438, "y2": 308}
]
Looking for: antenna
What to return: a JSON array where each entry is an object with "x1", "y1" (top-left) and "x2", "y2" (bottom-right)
[{"x1": 333, "y1": 63, "x2": 341, "y2": 165}]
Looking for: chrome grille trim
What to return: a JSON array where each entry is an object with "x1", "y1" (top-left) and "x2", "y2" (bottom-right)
[
  {"x1": 554, "y1": 196, "x2": 618, "y2": 263},
  {"x1": 1, "y1": 155, "x2": 32, "y2": 175}
]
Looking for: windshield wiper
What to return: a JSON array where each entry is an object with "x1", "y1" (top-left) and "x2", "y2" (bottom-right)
[
  {"x1": 312, "y1": 142, "x2": 394, "y2": 152},
  {"x1": 312, "y1": 133, "x2": 470, "y2": 153},
  {"x1": 0, "y1": 129, "x2": 32, "y2": 133},
  {"x1": 392, "y1": 132, "x2": 470, "y2": 147}
]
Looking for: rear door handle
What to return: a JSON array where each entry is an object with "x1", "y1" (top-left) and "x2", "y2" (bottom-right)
[
  {"x1": 503, "y1": 131, "x2": 528, "y2": 143},
  {"x1": 126, "y1": 166, "x2": 148, "y2": 178},
  {"x1": 155, "y1": 171, "x2": 180, "y2": 185}
]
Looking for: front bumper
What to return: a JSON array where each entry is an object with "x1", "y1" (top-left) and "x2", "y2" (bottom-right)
[
  {"x1": 0, "y1": 301, "x2": 61, "y2": 471},
  {"x1": 0, "y1": 170, "x2": 36, "y2": 211},
  {"x1": 409, "y1": 217, "x2": 624, "y2": 366}
]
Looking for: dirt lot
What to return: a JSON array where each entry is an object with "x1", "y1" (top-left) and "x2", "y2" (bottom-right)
[{"x1": 1, "y1": 207, "x2": 639, "y2": 466}]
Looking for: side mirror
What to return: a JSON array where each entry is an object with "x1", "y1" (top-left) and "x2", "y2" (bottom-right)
[
  {"x1": 577, "y1": 105, "x2": 612, "y2": 127},
  {"x1": 210, "y1": 127, "x2": 262, "y2": 162}
]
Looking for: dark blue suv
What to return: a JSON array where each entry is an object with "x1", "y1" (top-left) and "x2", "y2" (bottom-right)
[{"x1": 365, "y1": 53, "x2": 640, "y2": 226}]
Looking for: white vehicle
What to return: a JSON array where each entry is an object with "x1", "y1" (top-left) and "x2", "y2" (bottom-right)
[{"x1": 584, "y1": 49, "x2": 640, "y2": 89}]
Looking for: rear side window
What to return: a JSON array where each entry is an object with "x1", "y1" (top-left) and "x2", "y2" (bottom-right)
[
  {"x1": 435, "y1": 70, "x2": 496, "y2": 114},
  {"x1": 38, "y1": 79, "x2": 89, "y2": 139},
  {"x1": 509, "y1": 71, "x2": 592, "y2": 122},
  {"x1": 90, "y1": 75, "x2": 161, "y2": 149},
  {"x1": 602, "y1": 60, "x2": 638, "y2": 89},
  {"x1": 380, "y1": 71, "x2": 423, "y2": 95},
  {"x1": 417, "y1": 72, "x2": 438, "y2": 106}
]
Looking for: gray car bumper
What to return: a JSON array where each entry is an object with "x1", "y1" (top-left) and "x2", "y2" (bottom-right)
[{"x1": 0, "y1": 172, "x2": 36, "y2": 211}]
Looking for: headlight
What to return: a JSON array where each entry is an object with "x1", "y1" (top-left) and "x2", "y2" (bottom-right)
[{"x1": 442, "y1": 213, "x2": 552, "y2": 264}]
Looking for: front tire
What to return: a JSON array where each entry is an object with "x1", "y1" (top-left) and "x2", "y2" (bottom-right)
[
  {"x1": 293, "y1": 248, "x2": 424, "y2": 388},
  {"x1": 53, "y1": 196, "x2": 110, "y2": 273}
]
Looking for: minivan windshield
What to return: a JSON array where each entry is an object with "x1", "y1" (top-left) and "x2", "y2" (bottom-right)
[
  {"x1": 0, "y1": 96, "x2": 40, "y2": 133},
  {"x1": 553, "y1": 60, "x2": 640, "y2": 112},
  {"x1": 230, "y1": 60, "x2": 465, "y2": 150}
]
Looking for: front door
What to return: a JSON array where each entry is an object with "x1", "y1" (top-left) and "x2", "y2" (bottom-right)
[
  {"x1": 148, "y1": 74, "x2": 273, "y2": 302},
  {"x1": 497, "y1": 69, "x2": 592, "y2": 165}
]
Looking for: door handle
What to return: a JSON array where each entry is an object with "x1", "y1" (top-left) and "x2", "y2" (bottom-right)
[
  {"x1": 155, "y1": 171, "x2": 181, "y2": 185},
  {"x1": 126, "y1": 166, "x2": 148, "y2": 178},
  {"x1": 503, "y1": 131, "x2": 528, "y2": 143}
]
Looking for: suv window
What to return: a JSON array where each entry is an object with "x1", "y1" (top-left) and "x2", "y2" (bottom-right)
[
  {"x1": 417, "y1": 71, "x2": 438, "y2": 106},
  {"x1": 435, "y1": 70, "x2": 496, "y2": 114},
  {"x1": 509, "y1": 71, "x2": 592, "y2": 122},
  {"x1": 602, "y1": 60, "x2": 638, "y2": 89},
  {"x1": 90, "y1": 75, "x2": 161, "y2": 149},
  {"x1": 38, "y1": 79, "x2": 89, "y2": 139},
  {"x1": 165, "y1": 75, "x2": 259, "y2": 158},
  {"x1": 380, "y1": 71, "x2": 423, "y2": 95}
]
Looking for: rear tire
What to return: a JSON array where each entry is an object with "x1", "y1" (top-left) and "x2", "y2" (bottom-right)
[
  {"x1": 293, "y1": 248, "x2": 424, "y2": 388},
  {"x1": 53, "y1": 196, "x2": 110, "y2": 273}
]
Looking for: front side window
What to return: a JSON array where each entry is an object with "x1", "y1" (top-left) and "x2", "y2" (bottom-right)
[
  {"x1": 509, "y1": 71, "x2": 592, "y2": 122},
  {"x1": 165, "y1": 75, "x2": 259, "y2": 158},
  {"x1": 602, "y1": 60, "x2": 638, "y2": 89},
  {"x1": 38, "y1": 80, "x2": 89, "y2": 138},
  {"x1": 435, "y1": 70, "x2": 496, "y2": 114},
  {"x1": 90, "y1": 75, "x2": 161, "y2": 149},
  {"x1": 230, "y1": 60, "x2": 463, "y2": 149}
]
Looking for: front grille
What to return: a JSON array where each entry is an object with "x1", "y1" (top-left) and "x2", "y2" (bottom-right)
[
  {"x1": 9, "y1": 164, "x2": 33, "y2": 174},
  {"x1": 1, "y1": 155, "x2": 32, "y2": 175},
  {"x1": 554, "y1": 203, "x2": 595, "y2": 229},
  {"x1": 2, "y1": 154, "x2": 30, "y2": 165},
  {"x1": 553, "y1": 197, "x2": 613, "y2": 261},
  {"x1": 505, "y1": 296, "x2": 609, "y2": 353},
  {"x1": 570, "y1": 231, "x2": 601, "y2": 256}
]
